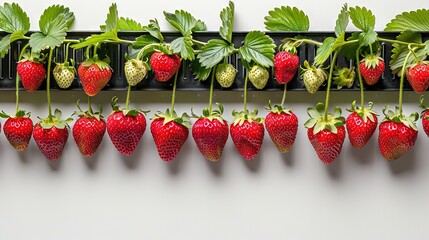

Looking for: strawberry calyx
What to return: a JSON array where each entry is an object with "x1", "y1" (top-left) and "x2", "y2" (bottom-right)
[
  {"x1": 304, "y1": 102, "x2": 345, "y2": 134},
  {"x1": 18, "y1": 50, "x2": 46, "y2": 64},
  {"x1": 382, "y1": 105, "x2": 418, "y2": 131},
  {"x1": 37, "y1": 109, "x2": 73, "y2": 130},
  {"x1": 278, "y1": 38, "x2": 297, "y2": 54},
  {"x1": 81, "y1": 55, "x2": 112, "y2": 71},
  {"x1": 300, "y1": 60, "x2": 327, "y2": 79},
  {"x1": 265, "y1": 100, "x2": 292, "y2": 115},
  {"x1": 73, "y1": 100, "x2": 104, "y2": 121},
  {"x1": 110, "y1": 96, "x2": 149, "y2": 117},
  {"x1": 361, "y1": 53, "x2": 384, "y2": 69},
  {"x1": 152, "y1": 108, "x2": 191, "y2": 128},
  {"x1": 191, "y1": 103, "x2": 226, "y2": 123},
  {"x1": 232, "y1": 108, "x2": 263, "y2": 126},
  {"x1": 418, "y1": 95, "x2": 429, "y2": 119},
  {"x1": 333, "y1": 66, "x2": 355, "y2": 89},
  {"x1": 0, "y1": 109, "x2": 30, "y2": 119},
  {"x1": 346, "y1": 100, "x2": 378, "y2": 123}
]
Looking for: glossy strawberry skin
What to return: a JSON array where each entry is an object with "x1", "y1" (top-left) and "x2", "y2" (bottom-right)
[
  {"x1": 406, "y1": 62, "x2": 429, "y2": 94},
  {"x1": 192, "y1": 118, "x2": 229, "y2": 161},
  {"x1": 149, "y1": 52, "x2": 181, "y2": 82},
  {"x1": 422, "y1": 110, "x2": 429, "y2": 137},
  {"x1": 73, "y1": 116, "x2": 106, "y2": 157},
  {"x1": 78, "y1": 64, "x2": 112, "y2": 97},
  {"x1": 3, "y1": 117, "x2": 33, "y2": 151},
  {"x1": 106, "y1": 112, "x2": 146, "y2": 156},
  {"x1": 265, "y1": 111, "x2": 298, "y2": 153},
  {"x1": 17, "y1": 60, "x2": 46, "y2": 92},
  {"x1": 33, "y1": 124, "x2": 69, "y2": 161},
  {"x1": 307, "y1": 126, "x2": 346, "y2": 164},
  {"x1": 274, "y1": 51, "x2": 300, "y2": 84},
  {"x1": 150, "y1": 118, "x2": 189, "y2": 162},
  {"x1": 359, "y1": 60, "x2": 385, "y2": 85},
  {"x1": 346, "y1": 112, "x2": 378, "y2": 149},
  {"x1": 378, "y1": 121, "x2": 418, "y2": 160},
  {"x1": 230, "y1": 121, "x2": 264, "y2": 161}
]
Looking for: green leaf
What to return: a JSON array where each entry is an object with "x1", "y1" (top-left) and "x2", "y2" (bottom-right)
[
  {"x1": 389, "y1": 31, "x2": 424, "y2": 75},
  {"x1": 198, "y1": 39, "x2": 235, "y2": 68},
  {"x1": 219, "y1": 1, "x2": 234, "y2": 43},
  {"x1": 10, "y1": 30, "x2": 26, "y2": 43},
  {"x1": 133, "y1": 35, "x2": 160, "y2": 48},
  {"x1": 170, "y1": 35, "x2": 194, "y2": 60},
  {"x1": 71, "y1": 31, "x2": 118, "y2": 49},
  {"x1": 335, "y1": 4, "x2": 349, "y2": 37},
  {"x1": 341, "y1": 32, "x2": 360, "y2": 60},
  {"x1": 164, "y1": 10, "x2": 207, "y2": 36},
  {"x1": 385, "y1": 9, "x2": 429, "y2": 31},
  {"x1": 190, "y1": 59, "x2": 212, "y2": 81},
  {"x1": 238, "y1": 30, "x2": 275, "y2": 68},
  {"x1": 0, "y1": 34, "x2": 10, "y2": 58},
  {"x1": 0, "y1": 2, "x2": 30, "y2": 34},
  {"x1": 314, "y1": 37, "x2": 336, "y2": 66},
  {"x1": 143, "y1": 19, "x2": 164, "y2": 42},
  {"x1": 358, "y1": 29, "x2": 377, "y2": 47},
  {"x1": 264, "y1": 6, "x2": 310, "y2": 31},
  {"x1": 103, "y1": 3, "x2": 118, "y2": 32},
  {"x1": 117, "y1": 17, "x2": 144, "y2": 31},
  {"x1": 349, "y1": 6, "x2": 375, "y2": 32}
]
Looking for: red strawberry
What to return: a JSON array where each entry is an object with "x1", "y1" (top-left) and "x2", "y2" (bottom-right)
[
  {"x1": 420, "y1": 96, "x2": 429, "y2": 137},
  {"x1": 78, "y1": 56, "x2": 112, "y2": 96},
  {"x1": 33, "y1": 109, "x2": 72, "y2": 161},
  {"x1": 0, "y1": 110, "x2": 33, "y2": 151},
  {"x1": 305, "y1": 103, "x2": 346, "y2": 164},
  {"x1": 378, "y1": 106, "x2": 418, "y2": 160},
  {"x1": 274, "y1": 51, "x2": 299, "y2": 84},
  {"x1": 265, "y1": 102, "x2": 298, "y2": 153},
  {"x1": 406, "y1": 62, "x2": 429, "y2": 94},
  {"x1": 151, "y1": 110, "x2": 190, "y2": 162},
  {"x1": 17, "y1": 59, "x2": 46, "y2": 92},
  {"x1": 150, "y1": 52, "x2": 181, "y2": 82},
  {"x1": 345, "y1": 101, "x2": 378, "y2": 149},
  {"x1": 192, "y1": 104, "x2": 229, "y2": 161},
  {"x1": 106, "y1": 97, "x2": 147, "y2": 156},
  {"x1": 72, "y1": 102, "x2": 106, "y2": 157},
  {"x1": 359, "y1": 54, "x2": 385, "y2": 86},
  {"x1": 230, "y1": 109, "x2": 264, "y2": 160}
]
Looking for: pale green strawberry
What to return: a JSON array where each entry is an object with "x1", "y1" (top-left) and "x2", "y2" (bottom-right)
[
  {"x1": 248, "y1": 65, "x2": 269, "y2": 89},
  {"x1": 301, "y1": 61, "x2": 327, "y2": 94},
  {"x1": 215, "y1": 63, "x2": 236, "y2": 88},
  {"x1": 53, "y1": 62, "x2": 76, "y2": 89},
  {"x1": 125, "y1": 59, "x2": 148, "y2": 86}
]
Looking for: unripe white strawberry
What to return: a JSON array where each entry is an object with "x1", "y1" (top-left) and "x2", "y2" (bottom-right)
[
  {"x1": 248, "y1": 65, "x2": 269, "y2": 89},
  {"x1": 215, "y1": 63, "x2": 236, "y2": 88},
  {"x1": 125, "y1": 59, "x2": 148, "y2": 86},
  {"x1": 53, "y1": 63, "x2": 75, "y2": 89}
]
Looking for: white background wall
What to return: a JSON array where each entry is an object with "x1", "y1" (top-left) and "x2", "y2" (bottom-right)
[{"x1": 1, "y1": 0, "x2": 429, "y2": 239}]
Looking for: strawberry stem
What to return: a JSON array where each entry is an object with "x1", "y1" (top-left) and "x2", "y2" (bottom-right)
[
  {"x1": 88, "y1": 96, "x2": 93, "y2": 114},
  {"x1": 378, "y1": 37, "x2": 426, "y2": 48},
  {"x1": 281, "y1": 84, "x2": 287, "y2": 107},
  {"x1": 47, "y1": 48, "x2": 54, "y2": 122},
  {"x1": 15, "y1": 43, "x2": 30, "y2": 113},
  {"x1": 356, "y1": 46, "x2": 365, "y2": 109},
  {"x1": 243, "y1": 72, "x2": 249, "y2": 115},
  {"x1": 208, "y1": 65, "x2": 217, "y2": 114},
  {"x1": 170, "y1": 70, "x2": 179, "y2": 117},
  {"x1": 399, "y1": 48, "x2": 414, "y2": 115},
  {"x1": 125, "y1": 84, "x2": 131, "y2": 110},
  {"x1": 324, "y1": 51, "x2": 339, "y2": 121},
  {"x1": 64, "y1": 42, "x2": 71, "y2": 62}
]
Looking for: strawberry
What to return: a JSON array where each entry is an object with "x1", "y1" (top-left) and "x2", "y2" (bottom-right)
[
  {"x1": 17, "y1": 57, "x2": 46, "y2": 92},
  {"x1": 248, "y1": 65, "x2": 269, "y2": 89},
  {"x1": 215, "y1": 63, "x2": 237, "y2": 88},
  {"x1": 230, "y1": 109, "x2": 264, "y2": 160},
  {"x1": 106, "y1": 97, "x2": 147, "y2": 156},
  {"x1": 359, "y1": 54, "x2": 385, "y2": 86},
  {"x1": 273, "y1": 51, "x2": 299, "y2": 84},
  {"x1": 420, "y1": 96, "x2": 429, "y2": 137},
  {"x1": 78, "y1": 56, "x2": 112, "y2": 97},
  {"x1": 72, "y1": 101, "x2": 106, "y2": 157},
  {"x1": 33, "y1": 109, "x2": 72, "y2": 161},
  {"x1": 53, "y1": 60, "x2": 76, "y2": 89},
  {"x1": 305, "y1": 103, "x2": 346, "y2": 164},
  {"x1": 265, "y1": 102, "x2": 298, "y2": 153},
  {"x1": 301, "y1": 61, "x2": 327, "y2": 94},
  {"x1": 149, "y1": 52, "x2": 181, "y2": 82},
  {"x1": 124, "y1": 59, "x2": 149, "y2": 86},
  {"x1": 0, "y1": 110, "x2": 33, "y2": 151},
  {"x1": 151, "y1": 109, "x2": 190, "y2": 161},
  {"x1": 192, "y1": 103, "x2": 229, "y2": 161},
  {"x1": 378, "y1": 106, "x2": 418, "y2": 160},
  {"x1": 406, "y1": 61, "x2": 429, "y2": 94},
  {"x1": 345, "y1": 101, "x2": 378, "y2": 149},
  {"x1": 333, "y1": 67, "x2": 355, "y2": 89}
]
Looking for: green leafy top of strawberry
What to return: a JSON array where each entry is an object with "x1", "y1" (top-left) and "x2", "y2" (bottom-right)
[
  {"x1": 0, "y1": 109, "x2": 30, "y2": 119},
  {"x1": 37, "y1": 109, "x2": 73, "y2": 130},
  {"x1": 347, "y1": 100, "x2": 378, "y2": 123},
  {"x1": 304, "y1": 102, "x2": 345, "y2": 134},
  {"x1": 382, "y1": 105, "x2": 418, "y2": 130},
  {"x1": 333, "y1": 66, "x2": 355, "y2": 89},
  {"x1": 152, "y1": 109, "x2": 191, "y2": 129},
  {"x1": 361, "y1": 53, "x2": 383, "y2": 69},
  {"x1": 265, "y1": 100, "x2": 293, "y2": 115},
  {"x1": 300, "y1": 60, "x2": 328, "y2": 78},
  {"x1": 419, "y1": 95, "x2": 429, "y2": 118},
  {"x1": 73, "y1": 100, "x2": 103, "y2": 121},
  {"x1": 191, "y1": 103, "x2": 225, "y2": 123},
  {"x1": 110, "y1": 96, "x2": 148, "y2": 117},
  {"x1": 232, "y1": 108, "x2": 264, "y2": 126},
  {"x1": 81, "y1": 54, "x2": 112, "y2": 71},
  {"x1": 18, "y1": 50, "x2": 46, "y2": 63}
]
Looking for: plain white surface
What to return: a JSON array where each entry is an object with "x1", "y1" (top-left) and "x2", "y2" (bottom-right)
[{"x1": 1, "y1": 1, "x2": 429, "y2": 239}]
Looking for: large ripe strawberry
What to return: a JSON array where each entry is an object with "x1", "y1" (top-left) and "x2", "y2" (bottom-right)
[
  {"x1": 53, "y1": 60, "x2": 76, "y2": 89},
  {"x1": 274, "y1": 51, "x2": 299, "y2": 84},
  {"x1": 406, "y1": 61, "x2": 429, "y2": 94},
  {"x1": 78, "y1": 56, "x2": 112, "y2": 96},
  {"x1": 230, "y1": 109, "x2": 264, "y2": 160},
  {"x1": 149, "y1": 52, "x2": 181, "y2": 82},
  {"x1": 0, "y1": 110, "x2": 33, "y2": 151},
  {"x1": 106, "y1": 97, "x2": 147, "y2": 156},
  {"x1": 17, "y1": 57, "x2": 46, "y2": 92},
  {"x1": 359, "y1": 54, "x2": 385, "y2": 86},
  {"x1": 420, "y1": 96, "x2": 429, "y2": 137},
  {"x1": 305, "y1": 103, "x2": 346, "y2": 164},
  {"x1": 378, "y1": 106, "x2": 418, "y2": 160},
  {"x1": 125, "y1": 59, "x2": 149, "y2": 86},
  {"x1": 248, "y1": 65, "x2": 269, "y2": 89},
  {"x1": 215, "y1": 63, "x2": 237, "y2": 88},
  {"x1": 72, "y1": 101, "x2": 106, "y2": 157},
  {"x1": 345, "y1": 101, "x2": 378, "y2": 149},
  {"x1": 265, "y1": 102, "x2": 298, "y2": 153},
  {"x1": 192, "y1": 103, "x2": 229, "y2": 161},
  {"x1": 151, "y1": 110, "x2": 190, "y2": 162},
  {"x1": 33, "y1": 109, "x2": 72, "y2": 161},
  {"x1": 301, "y1": 60, "x2": 327, "y2": 94}
]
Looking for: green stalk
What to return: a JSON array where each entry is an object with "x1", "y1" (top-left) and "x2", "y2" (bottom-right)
[
  {"x1": 136, "y1": 43, "x2": 161, "y2": 60},
  {"x1": 281, "y1": 83, "x2": 287, "y2": 106},
  {"x1": 15, "y1": 43, "x2": 30, "y2": 113},
  {"x1": 399, "y1": 49, "x2": 414, "y2": 115},
  {"x1": 324, "y1": 51, "x2": 339, "y2": 121},
  {"x1": 356, "y1": 46, "x2": 365, "y2": 109},
  {"x1": 64, "y1": 42, "x2": 71, "y2": 61},
  {"x1": 125, "y1": 84, "x2": 131, "y2": 110},
  {"x1": 170, "y1": 70, "x2": 179, "y2": 117},
  {"x1": 88, "y1": 96, "x2": 93, "y2": 114},
  {"x1": 377, "y1": 37, "x2": 425, "y2": 47},
  {"x1": 208, "y1": 65, "x2": 217, "y2": 114},
  {"x1": 243, "y1": 72, "x2": 249, "y2": 115},
  {"x1": 47, "y1": 48, "x2": 54, "y2": 122}
]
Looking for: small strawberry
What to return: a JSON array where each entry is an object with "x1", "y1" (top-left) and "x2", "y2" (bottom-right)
[
  {"x1": 230, "y1": 109, "x2": 264, "y2": 160},
  {"x1": 333, "y1": 67, "x2": 355, "y2": 89},
  {"x1": 345, "y1": 101, "x2": 378, "y2": 149},
  {"x1": 191, "y1": 103, "x2": 229, "y2": 161},
  {"x1": 420, "y1": 96, "x2": 429, "y2": 137},
  {"x1": 33, "y1": 109, "x2": 73, "y2": 161},
  {"x1": 378, "y1": 106, "x2": 418, "y2": 161},
  {"x1": 301, "y1": 61, "x2": 327, "y2": 94},
  {"x1": 72, "y1": 101, "x2": 106, "y2": 157},
  {"x1": 248, "y1": 65, "x2": 269, "y2": 89},
  {"x1": 78, "y1": 55, "x2": 112, "y2": 97},
  {"x1": 149, "y1": 51, "x2": 181, "y2": 82},
  {"x1": 0, "y1": 110, "x2": 33, "y2": 151},
  {"x1": 124, "y1": 58, "x2": 149, "y2": 86},
  {"x1": 215, "y1": 63, "x2": 237, "y2": 88},
  {"x1": 265, "y1": 102, "x2": 298, "y2": 153},
  {"x1": 106, "y1": 97, "x2": 147, "y2": 156},
  {"x1": 359, "y1": 54, "x2": 385, "y2": 86},
  {"x1": 151, "y1": 109, "x2": 190, "y2": 162},
  {"x1": 305, "y1": 103, "x2": 346, "y2": 164},
  {"x1": 274, "y1": 51, "x2": 299, "y2": 84},
  {"x1": 53, "y1": 60, "x2": 76, "y2": 89},
  {"x1": 406, "y1": 61, "x2": 429, "y2": 94},
  {"x1": 17, "y1": 53, "x2": 46, "y2": 92}
]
